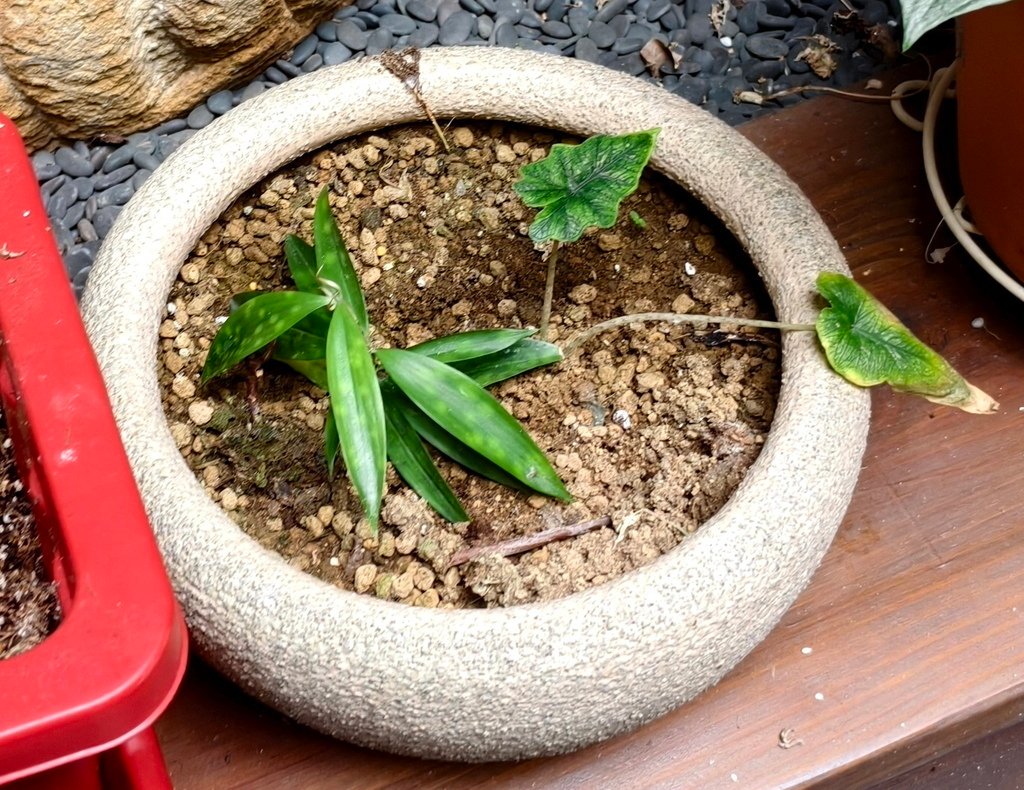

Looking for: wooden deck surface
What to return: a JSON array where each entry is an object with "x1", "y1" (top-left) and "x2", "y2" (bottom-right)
[{"x1": 154, "y1": 72, "x2": 1024, "y2": 788}]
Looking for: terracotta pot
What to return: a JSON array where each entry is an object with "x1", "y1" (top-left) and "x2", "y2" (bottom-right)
[
  {"x1": 958, "y1": 2, "x2": 1024, "y2": 281},
  {"x1": 81, "y1": 48, "x2": 870, "y2": 762}
]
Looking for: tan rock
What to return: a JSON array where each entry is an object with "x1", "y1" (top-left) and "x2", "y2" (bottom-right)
[{"x1": 0, "y1": 0, "x2": 343, "y2": 149}]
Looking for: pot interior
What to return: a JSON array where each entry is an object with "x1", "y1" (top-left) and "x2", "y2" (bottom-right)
[{"x1": 159, "y1": 119, "x2": 782, "y2": 609}]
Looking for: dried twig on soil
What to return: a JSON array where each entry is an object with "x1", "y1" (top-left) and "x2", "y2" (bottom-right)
[
  {"x1": 448, "y1": 516, "x2": 612, "y2": 567},
  {"x1": 380, "y1": 48, "x2": 451, "y2": 152}
]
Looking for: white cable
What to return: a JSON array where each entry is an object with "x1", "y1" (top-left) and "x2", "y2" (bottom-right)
[
  {"x1": 953, "y1": 196, "x2": 980, "y2": 235},
  {"x1": 890, "y1": 79, "x2": 929, "y2": 131},
  {"x1": 921, "y1": 61, "x2": 1024, "y2": 302}
]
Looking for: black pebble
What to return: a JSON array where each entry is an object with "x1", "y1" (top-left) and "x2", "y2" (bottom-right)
[
  {"x1": 587, "y1": 19, "x2": 615, "y2": 47},
  {"x1": 407, "y1": 0, "x2": 437, "y2": 20},
  {"x1": 365, "y1": 27, "x2": 395, "y2": 54},
  {"x1": 687, "y1": 14, "x2": 713, "y2": 44},
  {"x1": 541, "y1": 20, "x2": 572, "y2": 37},
  {"x1": 594, "y1": 0, "x2": 628, "y2": 23},
  {"x1": 93, "y1": 165, "x2": 135, "y2": 190},
  {"x1": 336, "y1": 20, "x2": 371, "y2": 49},
  {"x1": 410, "y1": 23, "x2": 440, "y2": 46},
  {"x1": 55, "y1": 147, "x2": 94, "y2": 178},
  {"x1": 746, "y1": 34, "x2": 789, "y2": 59},
  {"x1": 575, "y1": 36, "x2": 601, "y2": 62}
]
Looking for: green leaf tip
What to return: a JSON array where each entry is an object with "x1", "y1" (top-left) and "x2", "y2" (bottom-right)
[
  {"x1": 815, "y1": 272, "x2": 998, "y2": 414},
  {"x1": 200, "y1": 291, "x2": 331, "y2": 383},
  {"x1": 383, "y1": 402, "x2": 469, "y2": 524},
  {"x1": 313, "y1": 187, "x2": 369, "y2": 333},
  {"x1": 514, "y1": 128, "x2": 660, "y2": 245}
]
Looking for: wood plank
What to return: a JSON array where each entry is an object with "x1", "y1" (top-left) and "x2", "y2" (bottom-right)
[{"x1": 155, "y1": 70, "x2": 1024, "y2": 788}]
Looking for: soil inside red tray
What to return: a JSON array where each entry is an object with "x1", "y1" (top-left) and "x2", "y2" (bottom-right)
[
  {"x1": 159, "y1": 121, "x2": 782, "y2": 608},
  {"x1": 0, "y1": 413, "x2": 60, "y2": 659}
]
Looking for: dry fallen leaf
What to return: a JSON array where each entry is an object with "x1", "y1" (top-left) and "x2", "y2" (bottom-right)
[
  {"x1": 640, "y1": 39, "x2": 672, "y2": 77},
  {"x1": 796, "y1": 34, "x2": 840, "y2": 80}
]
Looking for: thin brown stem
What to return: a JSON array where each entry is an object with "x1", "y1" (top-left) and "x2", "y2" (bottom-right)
[
  {"x1": 539, "y1": 240, "x2": 561, "y2": 342},
  {"x1": 448, "y1": 515, "x2": 611, "y2": 567},
  {"x1": 415, "y1": 88, "x2": 452, "y2": 153},
  {"x1": 562, "y1": 311, "x2": 816, "y2": 357}
]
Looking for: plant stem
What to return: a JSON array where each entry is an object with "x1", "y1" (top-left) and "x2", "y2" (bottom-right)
[
  {"x1": 447, "y1": 516, "x2": 612, "y2": 567},
  {"x1": 539, "y1": 240, "x2": 561, "y2": 342},
  {"x1": 562, "y1": 311, "x2": 816, "y2": 357},
  {"x1": 418, "y1": 91, "x2": 451, "y2": 153}
]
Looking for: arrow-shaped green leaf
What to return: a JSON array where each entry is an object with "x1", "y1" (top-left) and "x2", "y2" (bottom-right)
[
  {"x1": 408, "y1": 328, "x2": 535, "y2": 364},
  {"x1": 816, "y1": 272, "x2": 998, "y2": 414},
  {"x1": 284, "y1": 234, "x2": 320, "y2": 294},
  {"x1": 450, "y1": 338, "x2": 563, "y2": 387},
  {"x1": 514, "y1": 128, "x2": 660, "y2": 244},
  {"x1": 384, "y1": 382, "x2": 531, "y2": 493}
]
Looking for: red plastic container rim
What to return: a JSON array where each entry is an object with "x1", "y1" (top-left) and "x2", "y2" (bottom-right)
[{"x1": 0, "y1": 114, "x2": 188, "y2": 785}]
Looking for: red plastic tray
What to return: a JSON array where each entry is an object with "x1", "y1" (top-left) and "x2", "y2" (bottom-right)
[{"x1": 0, "y1": 115, "x2": 188, "y2": 787}]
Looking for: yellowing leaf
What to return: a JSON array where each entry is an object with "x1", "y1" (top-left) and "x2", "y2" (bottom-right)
[{"x1": 816, "y1": 272, "x2": 998, "y2": 414}]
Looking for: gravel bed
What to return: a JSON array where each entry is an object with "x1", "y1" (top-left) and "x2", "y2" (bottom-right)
[{"x1": 30, "y1": 0, "x2": 899, "y2": 296}]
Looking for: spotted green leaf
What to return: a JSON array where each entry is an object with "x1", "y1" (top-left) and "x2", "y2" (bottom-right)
[
  {"x1": 515, "y1": 128, "x2": 659, "y2": 244},
  {"x1": 280, "y1": 359, "x2": 328, "y2": 390},
  {"x1": 377, "y1": 348, "x2": 570, "y2": 500},
  {"x1": 226, "y1": 290, "x2": 328, "y2": 377},
  {"x1": 383, "y1": 400, "x2": 468, "y2": 523},
  {"x1": 325, "y1": 409, "x2": 340, "y2": 479},
  {"x1": 327, "y1": 304, "x2": 386, "y2": 530},
  {"x1": 408, "y1": 328, "x2": 535, "y2": 363},
  {"x1": 272, "y1": 322, "x2": 327, "y2": 361},
  {"x1": 384, "y1": 383, "x2": 530, "y2": 493},
  {"x1": 816, "y1": 272, "x2": 998, "y2": 414},
  {"x1": 451, "y1": 338, "x2": 562, "y2": 387},
  {"x1": 202, "y1": 292, "x2": 331, "y2": 382},
  {"x1": 899, "y1": 0, "x2": 1008, "y2": 51},
  {"x1": 314, "y1": 188, "x2": 368, "y2": 333},
  {"x1": 284, "y1": 235, "x2": 319, "y2": 294}
]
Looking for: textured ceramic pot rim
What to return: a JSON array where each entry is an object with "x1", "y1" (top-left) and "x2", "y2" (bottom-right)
[{"x1": 82, "y1": 48, "x2": 870, "y2": 762}]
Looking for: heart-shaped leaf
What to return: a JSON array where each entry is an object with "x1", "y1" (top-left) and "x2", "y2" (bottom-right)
[
  {"x1": 377, "y1": 348, "x2": 570, "y2": 500},
  {"x1": 202, "y1": 291, "x2": 331, "y2": 382},
  {"x1": 514, "y1": 128, "x2": 659, "y2": 244},
  {"x1": 816, "y1": 272, "x2": 998, "y2": 413},
  {"x1": 326, "y1": 304, "x2": 386, "y2": 530}
]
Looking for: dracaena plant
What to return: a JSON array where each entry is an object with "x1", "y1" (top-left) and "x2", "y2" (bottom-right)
[
  {"x1": 202, "y1": 187, "x2": 570, "y2": 532},
  {"x1": 516, "y1": 130, "x2": 997, "y2": 414}
]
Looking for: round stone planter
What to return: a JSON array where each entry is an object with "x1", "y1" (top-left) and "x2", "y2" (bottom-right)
[{"x1": 81, "y1": 48, "x2": 870, "y2": 762}]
